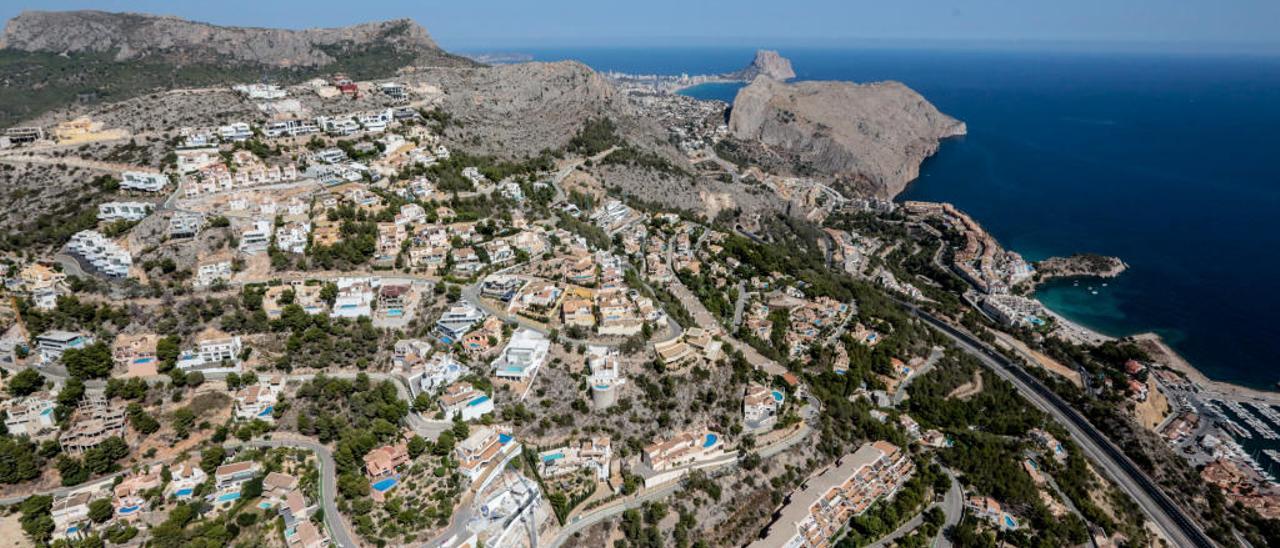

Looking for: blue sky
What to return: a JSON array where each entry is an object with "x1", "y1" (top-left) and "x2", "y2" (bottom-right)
[{"x1": 3, "y1": 0, "x2": 1279, "y2": 52}]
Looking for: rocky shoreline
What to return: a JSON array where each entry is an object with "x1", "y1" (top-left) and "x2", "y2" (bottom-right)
[{"x1": 1027, "y1": 253, "x2": 1128, "y2": 288}]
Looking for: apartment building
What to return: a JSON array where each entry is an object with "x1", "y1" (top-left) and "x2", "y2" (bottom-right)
[
  {"x1": 120, "y1": 171, "x2": 168, "y2": 192},
  {"x1": 67, "y1": 230, "x2": 132, "y2": 278},
  {"x1": 59, "y1": 396, "x2": 127, "y2": 455},
  {"x1": 750, "y1": 441, "x2": 914, "y2": 548},
  {"x1": 97, "y1": 201, "x2": 151, "y2": 222}
]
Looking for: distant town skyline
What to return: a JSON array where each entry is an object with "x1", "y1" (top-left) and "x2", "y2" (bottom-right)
[{"x1": 3, "y1": 0, "x2": 1280, "y2": 53}]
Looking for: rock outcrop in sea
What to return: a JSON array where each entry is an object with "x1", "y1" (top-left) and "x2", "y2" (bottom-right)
[
  {"x1": 727, "y1": 49, "x2": 796, "y2": 81},
  {"x1": 727, "y1": 76, "x2": 966, "y2": 199}
]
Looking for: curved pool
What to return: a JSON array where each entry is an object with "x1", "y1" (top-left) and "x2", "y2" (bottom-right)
[{"x1": 703, "y1": 433, "x2": 719, "y2": 448}]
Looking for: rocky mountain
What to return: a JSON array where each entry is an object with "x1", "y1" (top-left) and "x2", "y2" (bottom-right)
[
  {"x1": 727, "y1": 50, "x2": 796, "y2": 81},
  {"x1": 0, "y1": 10, "x2": 477, "y2": 127},
  {"x1": 727, "y1": 76, "x2": 966, "y2": 198},
  {"x1": 0, "y1": 10, "x2": 471, "y2": 68},
  {"x1": 422, "y1": 61, "x2": 632, "y2": 157}
]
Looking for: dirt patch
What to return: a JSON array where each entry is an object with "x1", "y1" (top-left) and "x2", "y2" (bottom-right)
[
  {"x1": 992, "y1": 331, "x2": 1083, "y2": 388},
  {"x1": 0, "y1": 513, "x2": 35, "y2": 548},
  {"x1": 1132, "y1": 376, "x2": 1171, "y2": 431},
  {"x1": 947, "y1": 369, "x2": 984, "y2": 400}
]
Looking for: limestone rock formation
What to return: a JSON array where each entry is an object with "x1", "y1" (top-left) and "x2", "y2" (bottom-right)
[
  {"x1": 0, "y1": 10, "x2": 470, "y2": 67},
  {"x1": 728, "y1": 76, "x2": 966, "y2": 198},
  {"x1": 728, "y1": 49, "x2": 796, "y2": 81}
]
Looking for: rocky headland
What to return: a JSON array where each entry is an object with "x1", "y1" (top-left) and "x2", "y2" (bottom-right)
[
  {"x1": 1031, "y1": 253, "x2": 1129, "y2": 285},
  {"x1": 725, "y1": 76, "x2": 967, "y2": 199}
]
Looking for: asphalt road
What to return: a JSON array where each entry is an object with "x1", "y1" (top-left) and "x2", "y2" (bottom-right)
[
  {"x1": 901, "y1": 303, "x2": 1214, "y2": 548},
  {"x1": 237, "y1": 437, "x2": 359, "y2": 548}
]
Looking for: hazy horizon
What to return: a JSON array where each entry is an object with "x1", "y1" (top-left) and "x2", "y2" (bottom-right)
[{"x1": 3, "y1": 0, "x2": 1280, "y2": 55}]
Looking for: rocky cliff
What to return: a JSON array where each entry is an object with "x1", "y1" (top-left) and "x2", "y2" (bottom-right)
[
  {"x1": 0, "y1": 10, "x2": 471, "y2": 68},
  {"x1": 727, "y1": 49, "x2": 796, "y2": 81},
  {"x1": 727, "y1": 76, "x2": 965, "y2": 199}
]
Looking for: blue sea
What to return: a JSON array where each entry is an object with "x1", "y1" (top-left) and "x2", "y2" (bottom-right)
[{"x1": 515, "y1": 46, "x2": 1280, "y2": 389}]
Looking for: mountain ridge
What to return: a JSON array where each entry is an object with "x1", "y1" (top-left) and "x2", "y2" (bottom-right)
[{"x1": 1, "y1": 10, "x2": 472, "y2": 68}]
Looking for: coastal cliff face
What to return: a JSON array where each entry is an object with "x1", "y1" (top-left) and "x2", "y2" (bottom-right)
[
  {"x1": 727, "y1": 76, "x2": 966, "y2": 199},
  {"x1": 728, "y1": 49, "x2": 796, "y2": 81},
  {"x1": 0, "y1": 10, "x2": 470, "y2": 67}
]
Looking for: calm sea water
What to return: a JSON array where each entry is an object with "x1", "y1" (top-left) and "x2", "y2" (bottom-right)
[{"x1": 519, "y1": 47, "x2": 1280, "y2": 389}]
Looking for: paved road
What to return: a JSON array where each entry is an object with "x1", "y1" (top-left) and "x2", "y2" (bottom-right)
[
  {"x1": 0, "y1": 472, "x2": 125, "y2": 506},
  {"x1": 866, "y1": 467, "x2": 959, "y2": 548},
  {"x1": 901, "y1": 303, "x2": 1214, "y2": 548},
  {"x1": 234, "y1": 436, "x2": 358, "y2": 548},
  {"x1": 544, "y1": 413, "x2": 815, "y2": 548},
  {"x1": 892, "y1": 346, "x2": 944, "y2": 407},
  {"x1": 731, "y1": 281, "x2": 747, "y2": 329}
]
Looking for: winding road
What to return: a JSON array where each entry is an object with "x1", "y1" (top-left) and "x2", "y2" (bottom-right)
[
  {"x1": 900, "y1": 302, "x2": 1214, "y2": 548},
  {"x1": 233, "y1": 436, "x2": 358, "y2": 548}
]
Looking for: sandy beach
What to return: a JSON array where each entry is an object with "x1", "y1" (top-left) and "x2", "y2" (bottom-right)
[{"x1": 1132, "y1": 332, "x2": 1280, "y2": 405}]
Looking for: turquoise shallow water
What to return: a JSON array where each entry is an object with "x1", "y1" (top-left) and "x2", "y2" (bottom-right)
[{"x1": 521, "y1": 47, "x2": 1280, "y2": 389}]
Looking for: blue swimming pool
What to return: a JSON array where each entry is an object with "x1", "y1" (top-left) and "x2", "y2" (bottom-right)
[
  {"x1": 372, "y1": 477, "x2": 398, "y2": 492},
  {"x1": 258, "y1": 405, "x2": 274, "y2": 417},
  {"x1": 174, "y1": 488, "x2": 193, "y2": 497},
  {"x1": 40, "y1": 407, "x2": 53, "y2": 416},
  {"x1": 542, "y1": 452, "x2": 565, "y2": 462},
  {"x1": 258, "y1": 501, "x2": 273, "y2": 510},
  {"x1": 386, "y1": 309, "x2": 403, "y2": 317},
  {"x1": 216, "y1": 492, "x2": 241, "y2": 503},
  {"x1": 703, "y1": 434, "x2": 718, "y2": 448},
  {"x1": 133, "y1": 357, "x2": 155, "y2": 364},
  {"x1": 498, "y1": 433, "x2": 513, "y2": 444},
  {"x1": 117, "y1": 505, "x2": 140, "y2": 515},
  {"x1": 1004, "y1": 515, "x2": 1018, "y2": 528},
  {"x1": 594, "y1": 384, "x2": 610, "y2": 390},
  {"x1": 467, "y1": 395, "x2": 490, "y2": 407},
  {"x1": 771, "y1": 390, "x2": 784, "y2": 403}
]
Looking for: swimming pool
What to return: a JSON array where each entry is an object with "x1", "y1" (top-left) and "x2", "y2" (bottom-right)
[
  {"x1": 215, "y1": 492, "x2": 241, "y2": 503},
  {"x1": 371, "y1": 477, "x2": 398, "y2": 492},
  {"x1": 117, "y1": 505, "x2": 140, "y2": 515},
  {"x1": 258, "y1": 405, "x2": 274, "y2": 417},
  {"x1": 386, "y1": 309, "x2": 403, "y2": 317},
  {"x1": 703, "y1": 433, "x2": 718, "y2": 448},
  {"x1": 594, "y1": 384, "x2": 611, "y2": 390},
  {"x1": 498, "y1": 433, "x2": 513, "y2": 444},
  {"x1": 771, "y1": 390, "x2": 784, "y2": 403},
  {"x1": 541, "y1": 452, "x2": 565, "y2": 463},
  {"x1": 467, "y1": 395, "x2": 491, "y2": 407},
  {"x1": 258, "y1": 501, "x2": 274, "y2": 510},
  {"x1": 174, "y1": 488, "x2": 193, "y2": 497},
  {"x1": 1004, "y1": 515, "x2": 1018, "y2": 529},
  {"x1": 133, "y1": 357, "x2": 155, "y2": 364}
]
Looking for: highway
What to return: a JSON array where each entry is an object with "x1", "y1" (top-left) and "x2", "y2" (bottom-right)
[{"x1": 900, "y1": 303, "x2": 1215, "y2": 548}]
